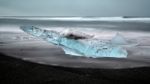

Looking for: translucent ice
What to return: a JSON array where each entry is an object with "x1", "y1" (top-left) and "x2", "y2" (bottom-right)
[
  {"x1": 111, "y1": 33, "x2": 127, "y2": 45},
  {"x1": 20, "y1": 26, "x2": 128, "y2": 58}
]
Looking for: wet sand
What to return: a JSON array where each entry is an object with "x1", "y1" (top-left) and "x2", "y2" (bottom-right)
[{"x1": 1, "y1": 37, "x2": 150, "y2": 69}]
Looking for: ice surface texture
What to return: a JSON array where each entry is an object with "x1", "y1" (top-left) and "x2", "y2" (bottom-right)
[{"x1": 20, "y1": 26, "x2": 127, "y2": 58}]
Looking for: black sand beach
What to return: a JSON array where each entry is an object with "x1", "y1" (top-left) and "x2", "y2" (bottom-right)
[
  {"x1": 0, "y1": 53, "x2": 150, "y2": 84},
  {"x1": 1, "y1": 17, "x2": 150, "y2": 84}
]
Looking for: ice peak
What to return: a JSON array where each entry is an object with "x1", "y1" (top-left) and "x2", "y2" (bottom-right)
[{"x1": 111, "y1": 33, "x2": 127, "y2": 45}]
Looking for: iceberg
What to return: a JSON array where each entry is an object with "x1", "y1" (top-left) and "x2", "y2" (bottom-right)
[{"x1": 20, "y1": 26, "x2": 128, "y2": 58}]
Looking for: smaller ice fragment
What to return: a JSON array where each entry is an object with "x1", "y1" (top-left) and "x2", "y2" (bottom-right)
[{"x1": 111, "y1": 33, "x2": 127, "y2": 45}]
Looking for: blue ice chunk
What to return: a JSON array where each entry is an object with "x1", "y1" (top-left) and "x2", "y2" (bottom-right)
[{"x1": 20, "y1": 26, "x2": 127, "y2": 58}]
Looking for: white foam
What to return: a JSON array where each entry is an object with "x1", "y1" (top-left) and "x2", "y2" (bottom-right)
[{"x1": 1, "y1": 16, "x2": 150, "y2": 22}]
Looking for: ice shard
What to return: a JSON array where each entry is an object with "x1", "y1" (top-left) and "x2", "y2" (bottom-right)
[
  {"x1": 20, "y1": 26, "x2": 128, "y2": 58},
  {"x1": 111, "y1": 33, "x2": 127, "y2": 45}
]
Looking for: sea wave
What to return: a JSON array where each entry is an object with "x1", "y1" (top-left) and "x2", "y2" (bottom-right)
[{"x1": 0, "y1": 16, "x2": 150, "y2": 22}]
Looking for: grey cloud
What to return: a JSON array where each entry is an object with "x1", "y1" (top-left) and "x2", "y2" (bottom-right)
[{"x1": 0, "y1": 0, "x2": 150, "y2": 16}]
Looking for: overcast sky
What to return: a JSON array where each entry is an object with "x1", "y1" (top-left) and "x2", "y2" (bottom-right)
[{"x1": 0, "y1": 0, "x2": 150, "y2": 16}]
